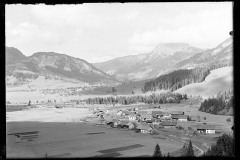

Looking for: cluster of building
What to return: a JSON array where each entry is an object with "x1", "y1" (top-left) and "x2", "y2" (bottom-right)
[
  {"x1": 93, "y1": 107, "x2": 218, "y2": 135},
  {"x1": 41, "y1": 88, "x2": 78, "y2": 97}
]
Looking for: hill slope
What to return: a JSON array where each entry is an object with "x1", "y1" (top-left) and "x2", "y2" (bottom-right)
[{"x1": 173, "y1": 66, "x2": 233, "y2": 98}]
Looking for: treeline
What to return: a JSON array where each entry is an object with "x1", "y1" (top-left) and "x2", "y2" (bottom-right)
[
  {"x1": 143, "y1": 64, "x2": 229, "y2": 92},
  {"x1": 199, "y1": 90, "x2": 233, "y2": 115},
  {"x1": 85, "y1": 92, "x2": 188, "y2": 105}
]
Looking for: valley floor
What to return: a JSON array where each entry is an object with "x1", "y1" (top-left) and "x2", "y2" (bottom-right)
[{"x1": 6, "y1": 99, "x2": 233, "y2": 158}]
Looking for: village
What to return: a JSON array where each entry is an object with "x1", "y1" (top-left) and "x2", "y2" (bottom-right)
[{"x1": 91, "y1": 105, "x2": 219, "y2": 136}]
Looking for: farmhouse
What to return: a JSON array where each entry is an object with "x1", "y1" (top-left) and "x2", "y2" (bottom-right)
[
  {"x1": 178, "y1": 115, "x2": 189, "y2": 122},
  {"x1": 197, "y1": 125, "x2": 216, "y2": 134},
  {"x1": 160, "y1": 121, "x2": 177, "y2": 128},
  {"x1": 136, "y1": 123, "x2": 153, "y2": 134},
  {"x1": 152, "y1": 111, "x2": 164, "y2": 118}
]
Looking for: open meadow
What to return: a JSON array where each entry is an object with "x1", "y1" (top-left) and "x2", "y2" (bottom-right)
[{"x1": 6, "y1": 122, "x2": 182, "y2": 158}]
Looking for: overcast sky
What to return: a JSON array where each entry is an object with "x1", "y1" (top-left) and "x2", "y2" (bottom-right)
[{"x1": 6, "y1": 2, "x2": 233, "y2": 63}]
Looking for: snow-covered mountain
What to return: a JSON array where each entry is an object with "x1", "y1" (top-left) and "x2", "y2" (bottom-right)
[
  {"x1": 6, "y1": 48, "x2": 119, "y2": 86},
  {"x1": 93, "y1": 43, "x2": 203, "y2": 81}
]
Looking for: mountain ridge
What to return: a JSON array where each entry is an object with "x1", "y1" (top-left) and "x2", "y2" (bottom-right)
[
  {"x1": 6, "y1": 48, "x2": 119, "y2": 85},
  {"x1": 93, "y1": 42, "x2": 203, "y2": 81}
]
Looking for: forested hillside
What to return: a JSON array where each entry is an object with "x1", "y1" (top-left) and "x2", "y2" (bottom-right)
[
  {"x1": 199, "y1": 90, "x2": 233, "y2": 115},
  {"x1": 143, "y1": 63, "x2": 229, "y2": 93}
]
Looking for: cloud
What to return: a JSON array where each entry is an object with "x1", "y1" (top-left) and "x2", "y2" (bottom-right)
[
  {"x1": 128, "y1": 5, "x2": 233, "y2": 51},
  {"x1": 122, "y1": 10, "x2": 140, "y2": 21},
  {"x1": 30, "y1": 4, "x2": 102, "y2": 29},
  {"x1": 6, "y1": 21, "x2": 62, "y2": 48}
]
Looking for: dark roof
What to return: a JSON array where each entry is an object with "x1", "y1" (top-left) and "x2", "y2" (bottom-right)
[
  {"x1": 171, "y1": 115, "x2": 179, "y2": 119},
  {"x1": 171, "y1": 111, "x2": 184, "y2": 115},
  {"x1": 197, "y1": 125, "x2": 216, "y2": 130},
  {"x1": 161, "y1": 121, "x2": 177, "y2": 126}
]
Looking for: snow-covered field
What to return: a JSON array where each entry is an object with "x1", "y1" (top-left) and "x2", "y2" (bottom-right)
[
  {"x1": 6, "y1": 76, "x2": 88, "y2": 91},
  {"x1": 6, "y1": 106, "x2": 92, "y2": 122},
  {"x1": 174, "y1": 66, "x2": 233, "y2": 98}
]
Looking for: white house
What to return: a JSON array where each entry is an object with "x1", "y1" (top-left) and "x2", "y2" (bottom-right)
[
  {"x1": 128, "y1": 114, "x2": 137, "y2": 121},
  {"x1": 178, "y1": 115, "x2": 189, "y2": 122},
  {"x1": 197, "y1": 125, "x2": 216, "y2": 134}
]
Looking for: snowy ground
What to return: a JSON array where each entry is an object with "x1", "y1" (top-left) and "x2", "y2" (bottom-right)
[
  {"x1": 6, "y1": 105, "x2": 92, "y2": 122},
  {"x1": 174, "y1": 66, "x2": 233, "y2": 98}
]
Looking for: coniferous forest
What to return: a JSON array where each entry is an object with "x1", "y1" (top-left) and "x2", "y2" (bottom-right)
[
  {"x1": 85, "y1": 92, "x2": 188, "y2": 105},
  {"x1": 199, "y1": 90, "x2": 234, "y2": 115},
  {"x1": 143, "y1": 64, "x2": 229, "y2": 93}
]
